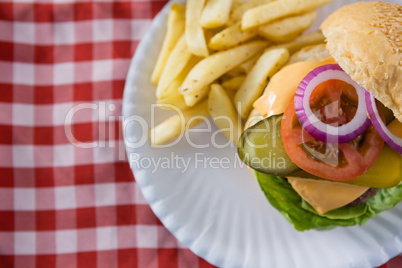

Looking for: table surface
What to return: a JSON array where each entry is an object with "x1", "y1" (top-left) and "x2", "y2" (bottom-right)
[{"x1": 0, "y1": 0, "x2": 401, "y2": 267}]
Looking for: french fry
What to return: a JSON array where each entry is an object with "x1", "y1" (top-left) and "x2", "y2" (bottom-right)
[
  {"x1": 157, "y1": 79, "x2": 188, "y2": 112},
  {"x1": 225, "y1": 87, "x2": 237, "y2": 101},
  {"x1": 156, "y1": 35, "x2": 192, "y2": 99},
  {"x1": 221, "y1": 75, "x2": 246, "y2": 91},
  {"x1": 219, "y1": 73, "x2": 235, "y2": 83},
  {"x1": 238, "y1": 51, "x2": 262, "y2": 73},
  {"x1": 204, "y1": 28, "x2": 224, "y2": 46},
  {"x1": 179, "y1": 40, "x2": 268, "y2": 96},
  {"x1": 150, "y1": 3, "x2": 185, "y2": 85},
  {"x1": 268, "y1": 31, "x2": 325, "y2": 55},
  {"x1": 208, "y1": 22, "x2": 258, "y2": 50},
  {"x1": 157, "y1": 97, "x2": 187, "y2": 112},
  {"x1": 184, "y1": 65, "x2": 243, "y2": 107},
  {"x1": 208, "y1": 84, "x2": 242, "y2": 145},
  {"x1": 235, "y1": 48, "x2": 289, "y2": 119},
  {"x1": 231, "y1": 0, "x2": 245, "y2": 11},
  {"x1": 158, "y1": 56, "x2": 202, "y2": 109},
  {"x1": 150, "y1": 0, "x2": 328, "y2": 147},
  {"x1": 242, "y1": 0, "x2": 332, "y2": 30},
  {"x1": 200, "y1": 0, "x2": 233, "y2": 28},
  {"x1": 226, "y1": 66, "x2": 246, "y2": 77},
  {"x1": 258, "y1": 11, "x2": 317, "y2": 42},
  {"x1": 230, "y1": 0, "x2": 274, "y2": 23},
  {"x1": 287, "y1": 43, "x2": 330, "y2": 65},
  {"x1": 149, "y1": 101, "x2": 209, "y2": 146},
  {"x1": 183, "y1": 85, "x2": 210, "y2": 107},
  {"x1": 185, "y1": 0, "x2": 209, "y2": 57}
]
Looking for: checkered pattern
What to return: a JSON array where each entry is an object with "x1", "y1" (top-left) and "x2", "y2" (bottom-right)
[
  {"x1": 0, "y1": 1, "x2": 401, "y2": 268},
  {"x1": 0, "y1": 1, "x2": 215, "y2": 267}
]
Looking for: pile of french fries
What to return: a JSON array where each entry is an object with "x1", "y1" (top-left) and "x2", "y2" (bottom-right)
[{"x1": 149, "y1": 0, "x2": 332, "y2": 147}]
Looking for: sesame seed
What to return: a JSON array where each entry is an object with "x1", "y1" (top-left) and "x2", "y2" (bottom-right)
[{"x1": 372, "y1": 2, "x2": 401, "y2": 51}]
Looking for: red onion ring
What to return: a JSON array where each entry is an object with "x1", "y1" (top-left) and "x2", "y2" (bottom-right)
[
  {"x1": 365, "y1": 91, "x2": 402, "y2": 154},
  {"x1": 294, "y1": 64, "x2": 371, "y2": 143}
]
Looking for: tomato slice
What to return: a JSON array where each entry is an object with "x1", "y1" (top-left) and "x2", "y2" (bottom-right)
[{"x1": 281, "y1": 79, "x2": 384, "y2": 181}]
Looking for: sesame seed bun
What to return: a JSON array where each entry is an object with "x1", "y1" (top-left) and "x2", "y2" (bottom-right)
[{"x1": 321, "y1": 1, "x2": 402, "y2": 122}]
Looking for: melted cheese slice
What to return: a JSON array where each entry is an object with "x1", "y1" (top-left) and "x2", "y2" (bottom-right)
[
  {"x1": 388, "y1": 119, "x2": 402, "y2": 138},
  {"x1": 287, "y1": 177, "x2": 369, "y2": 214},
  {"x1": 253, "y1": 57, "x2": 337, "y2": 117}
]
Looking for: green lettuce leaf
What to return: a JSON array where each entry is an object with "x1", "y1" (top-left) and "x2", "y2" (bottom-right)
[
  {"x1": 355, "y1": 186, "x2": 402, "y2": 225},
  {"x1": 254, "y1": 171, "x2": 402, "y2": 231}
]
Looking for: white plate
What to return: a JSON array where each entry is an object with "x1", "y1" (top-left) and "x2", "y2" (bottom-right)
[{"x1": 123, "y1": 1, "x2": 402, "y2": 267}]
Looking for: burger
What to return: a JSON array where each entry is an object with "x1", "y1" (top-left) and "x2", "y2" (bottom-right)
[{"x1": 237, "y1": 1, "x2": 402, "y2": 231}]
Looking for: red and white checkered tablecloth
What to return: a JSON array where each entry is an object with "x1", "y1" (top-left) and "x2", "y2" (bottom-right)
[
  {"x1": 0, "y1": 1, "x2": 401, "y2": 268},
  {"x1": 0, "y1": 0, "x2": 214, "y2": 267}
]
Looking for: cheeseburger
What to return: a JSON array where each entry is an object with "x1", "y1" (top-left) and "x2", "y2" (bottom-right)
[{"x1": 238, "y1": 1, "x2": 402, "y2": 231}]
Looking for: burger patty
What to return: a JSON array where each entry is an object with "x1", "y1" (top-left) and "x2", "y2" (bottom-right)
[{"x1": 348, "y1": 188, "x2": 378, "y2": 207}]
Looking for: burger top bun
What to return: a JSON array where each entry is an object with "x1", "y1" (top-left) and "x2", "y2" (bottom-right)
[{"x1": 321, "y1": 1, "x2": 402, "y2": 122}]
